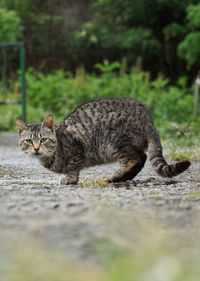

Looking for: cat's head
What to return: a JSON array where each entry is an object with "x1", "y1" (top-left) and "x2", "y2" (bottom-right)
[{"x1": 16, "y1": 115, "x2": 57, "y2": 158}]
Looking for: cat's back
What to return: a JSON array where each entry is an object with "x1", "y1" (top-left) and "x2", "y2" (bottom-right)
[
  {"x1": 57, "y1": 98, "x2": 151, "y2": 164},
  {"x1": 61, "y1": 97, "x2": 146, "y2": 126},
  {"x1": 57, "y1": 97, "x2": 150, "y2": 151}
]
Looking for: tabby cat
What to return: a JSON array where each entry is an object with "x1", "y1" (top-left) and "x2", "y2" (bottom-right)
[{"x1": 16, "y1": 98, "x2": 190, "y2": 185}]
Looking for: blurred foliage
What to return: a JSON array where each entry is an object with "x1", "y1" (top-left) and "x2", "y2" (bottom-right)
[
  {"x1": 178, "y1": 3, "x2": 200, "y2": 68},
  {"x1": 0, "y1": 0, "x2": 199, "y2": 77},
  {"x1": 24, "y1": 65, "x2": 194, "y2": 125},
  {"x1": 0, "y1": 8, "x2": 22, "y2": 41},
  {"x1": 74, "y1": 0, "x2": 200, "y2": 78},
  {"x1": 1, "y1": 0, "x2": 90, "y2": 70},
  {"x1": 1, "y1": 64, "x2": 199, "y2": 146}
]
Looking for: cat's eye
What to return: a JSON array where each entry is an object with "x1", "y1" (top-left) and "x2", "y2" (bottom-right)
[
  {"x1": 40, "y1": 138, "x2": 48, "y2": 143},
  {"x1": 25, "y1": 139, "x2": 33, "y2": 144}
]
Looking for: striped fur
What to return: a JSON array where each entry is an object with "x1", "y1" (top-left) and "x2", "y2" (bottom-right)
[{"x1": 16, "y1": 97, "x2": 191, "y2": 184}]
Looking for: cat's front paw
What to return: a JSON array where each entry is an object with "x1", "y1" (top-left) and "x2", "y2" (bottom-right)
[{"x1": 60, "y1": 176, "x2": 78, "y2": 185}]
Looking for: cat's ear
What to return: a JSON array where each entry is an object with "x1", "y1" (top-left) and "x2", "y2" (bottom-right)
[
  {"x1": 16, "y1": 118, "x2": 27, "y2": 135},
  {"x1": 42, "y1": 115, "x2": 54, "y2": 130}
]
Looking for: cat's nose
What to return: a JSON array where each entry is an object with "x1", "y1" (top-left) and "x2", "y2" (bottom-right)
[{"x1": 34, "y1": 147, "x2": 40, "y2": 153}]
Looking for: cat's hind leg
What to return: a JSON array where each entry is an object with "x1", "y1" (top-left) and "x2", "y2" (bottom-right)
[{"x1": 107, "y1": 151, "x2": 147, "y2": 183}]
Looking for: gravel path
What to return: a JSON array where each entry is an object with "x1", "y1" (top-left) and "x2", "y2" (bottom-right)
[{"x1": 0, "y1": 133, "x2": 200, "y2": 264}]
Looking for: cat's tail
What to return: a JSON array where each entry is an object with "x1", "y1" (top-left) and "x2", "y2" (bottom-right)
[
  {"x1": 149, "y1": 148, "x2": 190, "y2": 177},
  {"x1": 147, "y1": 126, "x2": 191, "y2": 178}
]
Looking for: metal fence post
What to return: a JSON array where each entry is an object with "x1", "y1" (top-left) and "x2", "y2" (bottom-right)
[
  {"x1": 19, "y1": 42, "x2": 26, "y2": 122},
  {"x1": 2, "y1": 47, "x2": 7, "y2": 94},
  {"x1": 193, "y1": 71, "x2": 200, "y2": 116}
]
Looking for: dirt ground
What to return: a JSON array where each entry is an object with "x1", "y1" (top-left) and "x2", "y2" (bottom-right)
[{"x1": 0, "y1": 133, "x2": 200, "y2": 264}]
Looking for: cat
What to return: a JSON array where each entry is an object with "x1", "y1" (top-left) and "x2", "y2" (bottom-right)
[{"x1": 16, "y1": 97, "x2": 191, "y2": 185}]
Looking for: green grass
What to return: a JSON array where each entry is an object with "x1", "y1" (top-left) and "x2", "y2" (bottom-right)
[
  {"x1": 187, "y1": 191, "x2": 200, "y2": 196},
  {"x1": 149, "y1": 190, "x2": 161, "y2": 196},
  {"x1": 163, "y1": 140, "x2": 199, "y2": 162},
  {"x1": 185, "y1": 191, "x2": 200, "y2": 201},
  {"x1": 171, "y1": 150, "x2": 197, "y2": 161},
  {"x1": 79, "y1": 177, "x2": 110, "y2": 188}
]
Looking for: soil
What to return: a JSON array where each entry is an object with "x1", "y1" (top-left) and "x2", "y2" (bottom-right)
[{"x1": 0, "y1": 133, "x2": 200, "y2": 264}]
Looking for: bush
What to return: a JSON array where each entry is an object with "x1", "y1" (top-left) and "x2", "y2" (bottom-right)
[
  {"x1": 178, "y1": 3, "x2": 200, "y2": 68},
  {"x1": 0, "y1": 8, "x2": 22, "y2": 41},
  {"x1": 1, "y1": 64, "x2": 197, "y2": 141},
  {"x1": 25, "y1": 65, "x2": 193, "y2": 126}
]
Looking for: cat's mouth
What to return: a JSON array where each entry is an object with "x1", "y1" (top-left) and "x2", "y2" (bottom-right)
[{"x1": 31, "y1": 151, "x2": 42, "y2": 157}]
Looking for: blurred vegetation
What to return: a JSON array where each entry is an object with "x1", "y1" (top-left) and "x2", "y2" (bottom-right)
[
  {"x1": 0, "y1": 8, "x2": 22, "y2": 41},
  {"x1": 178, "y1": 3, "x2": 200, "y2": 69},
  {"x1": 1, "y1": 64, "x2": 199, "y2": 146},
  {"x1": 0, "y1": 0, "x2": 200, "y2": 77}
]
